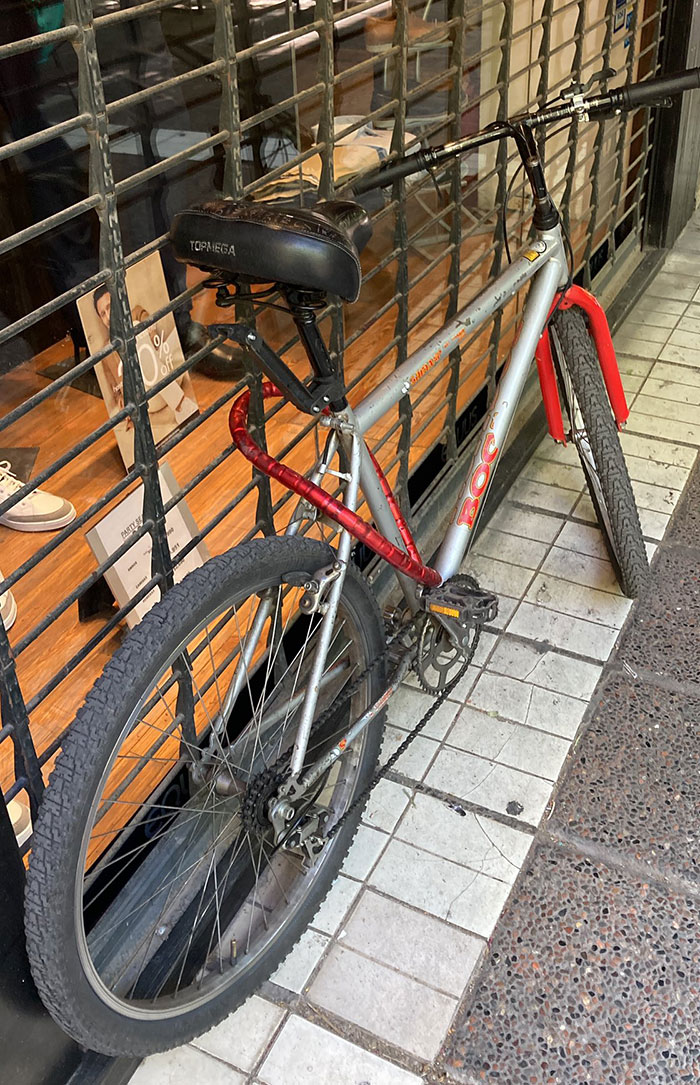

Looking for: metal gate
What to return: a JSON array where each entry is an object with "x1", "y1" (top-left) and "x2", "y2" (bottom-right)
[{"x1": 0, "y1": 0, "x2": 666, "y2": 852}]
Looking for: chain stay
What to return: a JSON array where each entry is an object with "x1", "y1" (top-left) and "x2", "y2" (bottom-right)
[{"x1": 326, "y1": 626, "x2": 481, "y2": 840}]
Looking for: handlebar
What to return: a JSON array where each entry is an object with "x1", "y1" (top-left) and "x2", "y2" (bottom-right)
[
  {"x1": 351, "y1": 67, "x2": 700, "y2": 195},
  {"x1": 609, "y1": 66, "x2": 700, "y2": 110}
]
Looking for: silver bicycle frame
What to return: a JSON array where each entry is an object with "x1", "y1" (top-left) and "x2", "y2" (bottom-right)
[
  {"x1": 230, "y1": 223, "x2": 569, "y2": 780},
  {"x1": 345, "y1": 223, "x2": 568, "y2": 584}
]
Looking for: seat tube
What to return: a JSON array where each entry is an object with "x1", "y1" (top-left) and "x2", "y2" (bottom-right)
[{"x1": 434, "y1": 252, "x2": 564, "y2": 582}]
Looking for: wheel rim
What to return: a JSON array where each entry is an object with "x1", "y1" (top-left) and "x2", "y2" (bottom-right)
[
  {"x1": 551, "y1": 328, "x2": 622, "y2": 570},
  {"x1": 74, "y1": 573, "x2": 372, "y2": 1020}
]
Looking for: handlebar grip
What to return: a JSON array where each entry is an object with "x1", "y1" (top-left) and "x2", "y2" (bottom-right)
[
  {"x1": 351, "y1": 151, "x2": 428, "y2": 194},
  {"x1": 614, "y1": 67, "x2": 700, "y2": 109}
]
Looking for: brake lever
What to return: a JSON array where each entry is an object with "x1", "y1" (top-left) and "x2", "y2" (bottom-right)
[{"x1": 563, "y1": 66, "x2": 617, "y2": 99}]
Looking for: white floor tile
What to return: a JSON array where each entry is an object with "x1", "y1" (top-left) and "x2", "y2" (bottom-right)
[
  {"x1": 488, "y1": 502, "x2": 565, "y2": 544},
  {"x1": 663, "y1": 251, "x2": 700, "y2": 276},
  {"x1": 486, "y1": 595, "x2": 519, "y2": 631},
  {"x1": 310, "y1": 875, "x2": 362, "y2": 936},
  {"x1": 572, "y1": 492, "x2": 596, "y2": 524},
  {"x1": 519, "y1": 457, "x2": 585, "y2": 493},
  {"x1": 271, "y1": 929, "x2": 329, "y2": 994},
  {"x1": 626, "y1": 404, "x2": 700, "y2": 445},
  {"x1": 643, "y1": 376, "x2": 700, "y2": 406},
  {"x1": 259, "y1": 1016, "x2": 422, "y2": 1085},
  {"x1": 468, "y1": 671, "x2": 531, "y2": 723},
  {"x1": 485, "y1": 636, "x2": 547, "y2": 681},
  {"x1": 675, "y1": 314, "x2": 700, "y2": 336},
  {"x1": 614, "y1": 337, "x2": 663, "y2": 360},
  {"x1": 616, "y1": 355, "x2": 655, "y2": 376},
  {"x1": 667, "y1": 327, "x2": 700, "y2": 354},
  {"x1": 340, "y1": 888, "x2": 485, "y2": 995},
  {"x1": 624, "y1": 452, "x2": 690, "y2": 490},
  {"x1": 507, "y1": 477, "x2": 579, "y2": 516},
  {"x1": 628, "y1": 296, "x2": 686, "y2": 318},
  {"x1": 617, "y1": 320, "x2": 670, "y2": 344},
  {"x1": 309, "y1": 945, "x2": 457, "y2": 1060},
  {"x1": 555, "y1": 520, "x2": 608, "y2": 560},
  {"x1": 622, "y1": 305, "x2": 680, "y2": 329},
  {"x1": 622, "y1": 373, "x2": 644, "y2": 396},
  {"x1": 659, "y1": 342, "x2": 700, "y2": 372},
  {"x1": 525, "y1": 684, "x2": 588, "y2": 739},
  {"x1": 131, "y1": 1047, "x2": 245, "y2": 1085},
  {"x1": 507, "y1": 601, "x2": 619, "y2": 661},
  {"x1": 388, "y1": 684, "x2": 460, "y2": 740},
  {"x1": 619, "y1": 430, "x2": 697, "y2": 467},
  {"x1": 638, "y1": 506, "x2": 671, "y2": 541},
  {"x1": 631, "y1": 478, "x2": 680, "y2": 514},
  {"x1": 524, "y1": 573, "x2": 632, "y2": 629},
  {"x1": 635, "y1": 391, "x2": 700, "y2": 426},
  {"x1": 341, "y1": 823, "x2": 391, "y2": 880},
  {"x1": 472, "y1": 525, "x2": 549, "y2": 570},
  {"x1": 649, "y1": 357, "x2": 700, "y2": 387},
  {"x1": 487, "y1": 637, "x2": 601, "y2": 705},
  {"x1": 369, "y1": 837, "x2": 513, "y2": 936},
  {"x1": 646, "y1": 272, "x2": 697, "y2": 301},
  {"x1": 472, "y1": 628, "x2": 499, "y2": 666},
  {"x1": 395, "y1": 792, "x2": 532, "y2": 883},
  {"x1": 425, "y1": 745, "x2": 553, "y2": 825},
  {"x1": 192, "y1": 997, "x2": 284, "y2": 1072},
  {"x1": 381, "y1": 725, "x2": 439, "y2": 782},
  {"x1": 463, "y1": 554, "x2": 535, "y2": 598},
  {"x1": 447, "y1": 707, "x2": 570, "y2": 780},
  {"x1": 536, "y1": 435, "x2": 581, "y2": 464},
  {"x1": 540, "y1": 546, "x2": 621, "y2": 595},
  {"x1": 362, "y1": 778, "x2": 412, "y2": 833}
]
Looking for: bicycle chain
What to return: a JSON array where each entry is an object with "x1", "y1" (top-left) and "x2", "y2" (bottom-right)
[
  {"x1": 253, "y1": 619, "x2": 481, "y2": 846},
  {"x1": 326, "y1": 626, "x2": 481, "y2": 840},
  {"x1": 244, "y1": 633, "x2": 396, "y2": 812}
]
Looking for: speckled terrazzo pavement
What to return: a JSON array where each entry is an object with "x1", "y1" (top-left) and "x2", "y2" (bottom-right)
[
  {"x1": 440, "y1": 457, "x2": 700, "y2": 1085},
  {"x1": 441, "y1": 843, "x2": 700, "y2": 1085}
]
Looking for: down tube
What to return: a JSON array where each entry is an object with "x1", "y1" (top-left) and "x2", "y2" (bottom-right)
[{"x1": 434, "y1": 257, "x2": 563, "y2": 582}]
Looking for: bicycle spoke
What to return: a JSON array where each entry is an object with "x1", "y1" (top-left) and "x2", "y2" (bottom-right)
[{"x1": 65, "y1": 547, "x2": 379, "y2": 1026}]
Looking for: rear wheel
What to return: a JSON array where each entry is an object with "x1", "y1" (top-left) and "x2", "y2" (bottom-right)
[
  {"x1": 551, "y1": 306, "x2": 649, "y2": 598},
  {"x1": 25, "y1": 537, "x2": 386, "y2": 1056}
]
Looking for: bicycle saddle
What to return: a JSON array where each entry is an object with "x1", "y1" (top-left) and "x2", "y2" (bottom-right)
[{"x1": 170, "y1": 198, "x2": 372, "y2": 302}]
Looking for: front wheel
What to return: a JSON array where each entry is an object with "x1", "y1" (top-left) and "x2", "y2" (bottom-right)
[
  {"x1": 25, "y1": 537, "x2": 386, "y2": 1056},
  {"x1": 550, "y1": 306, "x2": 649, "y2": 598}
]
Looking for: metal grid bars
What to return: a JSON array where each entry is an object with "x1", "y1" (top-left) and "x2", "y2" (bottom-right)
[{"x1": 0, "y1": 0, "x2": 663, "y2": 844}]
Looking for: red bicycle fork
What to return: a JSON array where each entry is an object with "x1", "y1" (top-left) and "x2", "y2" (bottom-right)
[{"x1": 535, "y1": 285, "x2": 629, "y2": 444}]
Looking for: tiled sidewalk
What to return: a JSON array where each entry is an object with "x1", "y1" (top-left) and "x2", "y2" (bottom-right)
[{"x1": 131, "y1": 213, "x2": 700, "y2": 1085}]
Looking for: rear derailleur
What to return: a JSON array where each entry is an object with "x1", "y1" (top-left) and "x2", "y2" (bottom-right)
[{"x1": 250, "y1": 770, "x2": 329, "y2": 869}]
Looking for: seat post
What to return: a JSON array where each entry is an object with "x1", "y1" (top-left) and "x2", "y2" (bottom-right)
[{"x1": 284, "y1": 287, "x2": 348, "y2": 411}]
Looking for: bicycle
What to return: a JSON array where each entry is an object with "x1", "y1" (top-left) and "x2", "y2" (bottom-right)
[{"x1": 24, "y1": 66, "x2": 700, "y2": 1056}]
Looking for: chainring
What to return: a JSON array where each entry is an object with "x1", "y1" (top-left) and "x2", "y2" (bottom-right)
[{"x1": 415, "y1": 573, "x2": 480, "y2": 694}]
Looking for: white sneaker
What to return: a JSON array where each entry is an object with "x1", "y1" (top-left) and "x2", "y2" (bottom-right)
[
  {"x1": 7, "y1": 798, "x2": 31, "y2": 847},
  {"x1": 0, "y1": 461, "x2": 76, "y2": 532},
  {"x1": 0, "y1": 571, "x2": 17, "y2": 631}
]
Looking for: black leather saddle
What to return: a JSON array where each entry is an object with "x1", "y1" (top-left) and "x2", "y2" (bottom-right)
[{"x1": 170, "y1": 198, "x2": 372, "y2": 303}]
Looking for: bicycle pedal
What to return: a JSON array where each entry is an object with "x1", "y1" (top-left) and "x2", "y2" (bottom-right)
[{"x1": 422, "y1": 577, "x2": 499, "y2": 629}]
